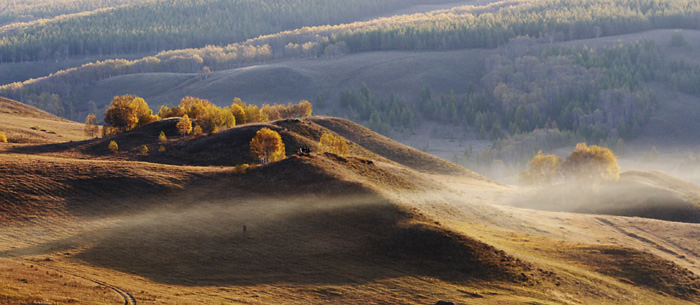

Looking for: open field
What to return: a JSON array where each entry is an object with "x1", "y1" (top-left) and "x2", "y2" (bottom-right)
[{"x1": 2, "y1": 103, "x2": 700, "y2": 304}]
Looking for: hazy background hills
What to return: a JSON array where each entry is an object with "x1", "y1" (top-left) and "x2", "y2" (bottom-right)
[{"x1": 2, "y1": 0, "x2": 700, "y2": 183}]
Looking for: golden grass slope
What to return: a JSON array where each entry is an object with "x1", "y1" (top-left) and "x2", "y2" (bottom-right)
[
  {"x1": 0, "y1": 96, "x2": 86, "y2": 144},
  {"x1": 1, "y1": 113, "x2": 700, "y2": 304}
]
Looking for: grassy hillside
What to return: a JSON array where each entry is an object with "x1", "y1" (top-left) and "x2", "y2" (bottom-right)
[
  {"x1": 2, "y1": 107, "x2": 700, "y2": 303},
  {"x1": 0, "y1": 97, "x2": 85, "y2": 144}
]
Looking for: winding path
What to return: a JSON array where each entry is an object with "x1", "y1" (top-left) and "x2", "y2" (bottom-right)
[{"x1": 25, "y1": 259, "x2": 136, "y2": 305}]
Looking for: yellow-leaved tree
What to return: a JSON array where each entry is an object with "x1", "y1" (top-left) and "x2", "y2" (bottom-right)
[
  {"x1": 0, "y1": 131, "x2": 7, "y2": 143},
  {"x1": 318, "y1": 133, "x2": 349, "y2": 157},
  {"x1": 108, "y1": 140, "x2": 118, "y2": 153},
  {"x1": 517, "y1": 150, "x2": 562, "y2": 185},
  {"x1": 104, "y1": 95, "x2": 158, "y2": 133},
  {"x1": 176, "y1": 114, "x2": 193, "y2": 137},
  {"x1": 250, "y1": 127, "x2": 285, "y2": 164},
  {"x1": 563, "y1": 143, "x2": 620, "y2": 182}
]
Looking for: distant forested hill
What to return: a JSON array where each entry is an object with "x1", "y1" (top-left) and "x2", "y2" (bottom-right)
[
  {"x1": 0, "y1": 0, "x2": 146, "y2": 26},
  {"x1": 0, "y1": 0, "x2": 459, "y2": 63},
  {"x1": 3, "y1": 0, "x2": 700, "y2": 123}
]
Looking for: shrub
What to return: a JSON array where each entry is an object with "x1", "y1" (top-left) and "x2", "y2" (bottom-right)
[
  {"x1": 108, "y1": 140, "x2": 119, "y2": 153},
  {"x1": 159, "y1": 131, "x2": 167, "y2": 143},
  {"x1": 140, "y1": 144, "x2": 149, "y2": 156},
  {"x1": 159, "y1": 145, "x2": 166, "y2": 152},
  {"x1": 0, "y1": 131, "x2": 7, "y2": 143}
]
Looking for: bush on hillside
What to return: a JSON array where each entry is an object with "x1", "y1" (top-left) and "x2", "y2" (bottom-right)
[
  {"x1": 140, "y1": 144, "x2": 149, "y2": 156},
  {"x1": 108, "y1": 140, "x2": 118, "y2": 153}
]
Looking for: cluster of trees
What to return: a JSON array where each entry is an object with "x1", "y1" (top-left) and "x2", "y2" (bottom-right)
[
  {"x1": 5, "y1": 0, "x2": 700, "y2": 121},
  {"x1": 339, "y1": 41, "x2": 659, "y2": 143},
  {"x1": 101, "y1": 94, "x2": 313, "y2": 136},
  {"x1": 158, "y1": 97, "x2": 312, "y2": 134},
  {"x1": 339, "y1": 84, "x2": 418, "y2": 135},
  {"x1": 518, "y1": 143, "x2": 620, "y2": 185},
  {"x1": 103, "y1": 95, "x2": 159, "y2": 135},
  {"x1": 667, "y1": 59, "x2": 700, "y2": 95},
  {"x1": 0, "y1": 0, "x2": 456, "y2": 63},
  {"x1": 0, "y1": 0, "x2": 141, "y2": 26},
  {"x1": 479, "y1": 40, "x2": 659, "y2": 141}
]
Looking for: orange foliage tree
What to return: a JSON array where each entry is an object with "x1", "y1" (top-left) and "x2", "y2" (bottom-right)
[
  {"x1": 159, "y1": 96, "x2": 235, "y2": 134},
  {"x1": 517, "y1": 150, "x2": 562, "y2": 185},
  {"x1": 563, "y1": 143, "x2": 620, "y2": 182},
  {"x1": 250, "y1": 127, "x2": 285, "y2": 164},
  {"x1": 176, "y1": 114, "x2": 193, "y2": 137},
  {"x1": 104, "y1": 95, "x2": 158, "y2": 133},
  {"x1": 318, "y1": 133, "x2": 349, "y2": 157}
]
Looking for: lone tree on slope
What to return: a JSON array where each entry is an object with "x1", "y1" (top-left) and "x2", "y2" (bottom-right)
[{"x1": 250, "y1": 127, "x2": 285, "y2": 164}]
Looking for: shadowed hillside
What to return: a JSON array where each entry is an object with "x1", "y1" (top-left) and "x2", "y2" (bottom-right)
[
  {"x1": 10, "y1": 116, "x2": 481, "y2": 176},
  {"x1": 510, "y1": 170, "x2": 700, "y2": 223},
  {"x1": 2, "y1": 103, "x2": 700, "y2": 304}
]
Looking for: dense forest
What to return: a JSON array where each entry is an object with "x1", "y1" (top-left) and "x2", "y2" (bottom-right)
[
  {"x1": 0, "y1": 0, "x2": 457, "y2": 63},
  {"x1": 336, "y1": 39, "x2": 672, "y2": 167},
  {"x1": 1, "y1": 0, "x2": 700, "y2": 149},
  {"x1": 0, "y1": 0, "x2": 145, "y2": 26}
]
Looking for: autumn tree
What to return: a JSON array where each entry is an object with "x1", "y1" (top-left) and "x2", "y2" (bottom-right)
[
  {"x1": 250, "y1": 127, "x2": 285, "y2": 164},
  {"x1": 0, "y1": 131, "x2": 7, "y2": 143},
  {"x1": 108, "y1": 140, "x2": 118, "y2": 153},
  {"x1": 140, "y1": 144, "x2": 149, "y2": 156},
  {"x1": 518, "y1": 150, "x2": 562, "y2": 185},
  {"x1": 104, "y1": 95, "x2": 158, "y2": 133},
  {"x1": 562, "y1": 143, "x2": 620, "y2": 182},
  {"x1": 84, "y1": 114, "x2": 100, "y2": 138},
  {"x1": 230, "y1": 101, "x2": 246, "y2": 125},
  {"x1": 193, "y1": 124, "x2": 204, "y2": 136},
  {"x1": 318, "y1": 133, "x2": 349, "y2": 157},
  {"x1": 159, "y1": 131, "x2": 167, "y2": 143},
  {"x1": 159, "y1": 97, "x2": 234, "y2": 133},
  {"x1": 295, "y1": 100, "x2": 313, "y2": 117},
  {"x1": 177, "y1": 114, "x2": 193, "y2": 137}
]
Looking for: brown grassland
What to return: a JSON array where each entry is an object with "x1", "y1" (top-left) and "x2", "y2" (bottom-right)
[{"x1": 1, "y1": 100, "x2": 700, "y2": 304}]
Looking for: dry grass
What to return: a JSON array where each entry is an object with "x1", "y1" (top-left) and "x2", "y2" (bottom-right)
[
  {"x1": 0, "y1": 258, "x2": 119, "y2": 305},
  {"x1": 2, "y1": 108, "x2": 700, "y2": 304},
  {"x1": 0, "y1": 97, "x2": 86, "y2": 144}
]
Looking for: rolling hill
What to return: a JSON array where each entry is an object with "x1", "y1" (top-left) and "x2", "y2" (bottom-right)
[
  {"x1": 2, "y1": 102, "x2": 700, "y2": 304},
  {"x1": 0, "y1": 97, "x2": 86, "y2": 144}
]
